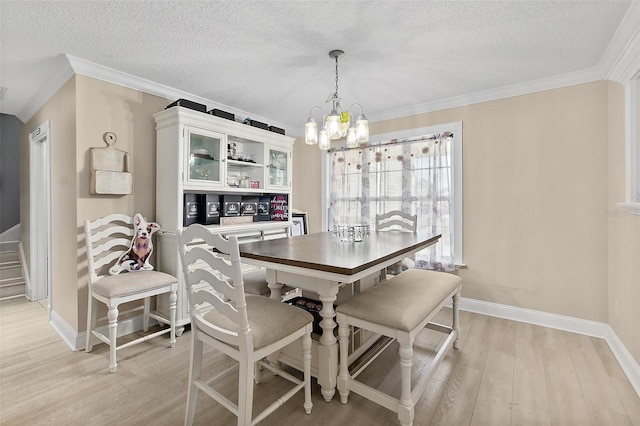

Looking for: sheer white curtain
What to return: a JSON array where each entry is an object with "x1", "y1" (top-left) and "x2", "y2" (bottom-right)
[{"x1": 328, "y1": 133, "x2": 455, "y2": 271}]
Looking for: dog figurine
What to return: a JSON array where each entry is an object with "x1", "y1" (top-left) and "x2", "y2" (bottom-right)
[{"x1": 109, "y1": 213, "x2": 161, "y2": 275}]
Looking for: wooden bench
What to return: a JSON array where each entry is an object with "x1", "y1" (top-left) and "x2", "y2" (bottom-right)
[{"x1": 336, "y1": 269, "x2": 462, "y2": 426}]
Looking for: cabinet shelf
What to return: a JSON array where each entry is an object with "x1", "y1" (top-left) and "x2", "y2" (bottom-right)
[
  {"x1": 227, "y1": 159, "x2": 265, "y2": 168},
  {"x1": 191, "y1": 153, "x2": 218, "y2": 161}
]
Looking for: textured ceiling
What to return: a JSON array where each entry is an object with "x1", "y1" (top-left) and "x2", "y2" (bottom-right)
[{"x1": 0, "y1": 1, "x2": 635, "y2": 136}]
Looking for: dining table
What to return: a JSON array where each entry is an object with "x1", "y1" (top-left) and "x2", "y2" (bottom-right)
[{"x1": 238, "y1": 230, "x2": 441, "y2": 402}]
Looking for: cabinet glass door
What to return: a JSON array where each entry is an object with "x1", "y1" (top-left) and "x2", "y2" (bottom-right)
[
  {"x1": 267, "y1": 147, "x2": 290, "y2": 189},
  {"x1": 186, "y1": 128, "x2": 223, "y2": 187}
]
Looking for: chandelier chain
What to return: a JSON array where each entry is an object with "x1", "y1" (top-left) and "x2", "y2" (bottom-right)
[{"x1": 334, "y1": 54, "x2": 339, "y2": 97}]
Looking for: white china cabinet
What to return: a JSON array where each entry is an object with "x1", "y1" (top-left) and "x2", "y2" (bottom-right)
[{"x1": 153, "y1": 106, "x2": 294, "y2": 329}]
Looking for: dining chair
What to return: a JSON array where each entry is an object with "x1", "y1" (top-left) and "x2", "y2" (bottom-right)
[
  {"x1": 84, "y1": 213, "x2": 177, "y2": 373},
  {"x1": 177, "y1": 224, "x2": 313, "y2": 426},
  {"x1": 375, "y1": 210, "x2": 418, "y2": 275}
]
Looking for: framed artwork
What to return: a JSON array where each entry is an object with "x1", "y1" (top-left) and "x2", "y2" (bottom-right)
[{"x1": 291, "y1": 212, "x2": 308, "y2": 236}]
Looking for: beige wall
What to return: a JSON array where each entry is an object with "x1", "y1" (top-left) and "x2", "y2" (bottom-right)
[
  {"x1": 21, "y1": 77, "x2": 77, "y2": 329},
  {"x1": 607, "y1": 82, "x2": 640, "y2": 363},
  {"x1": 295, "y1": 81, "x2": 638, "y2": 366},
  {"x1": 452, "y1": 83, "x2": 609, "y2": 323},
  {"x1": 74, "y1": 76, "x2": 170, "y2": 329}
]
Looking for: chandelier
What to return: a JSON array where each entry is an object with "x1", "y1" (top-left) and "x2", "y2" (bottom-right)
[{"x1": 304, "y1": 50, "x2": 369, "y2": 150}]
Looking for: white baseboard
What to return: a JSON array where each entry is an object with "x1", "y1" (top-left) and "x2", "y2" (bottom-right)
[
  {"x1": 604, "y1": 326, "x2": 640, "y2": 398},
  {"x1": 49, "y1": 310, "x2": 78, "y2": 350},
  {"x1": 456, "y1": 297, "x2": 610, "y2": 336},
  {"x1": 49, "y1": 309, "x2": 153, "y2": 352},
  {"x1": 451, "y1": 296, "x2": 640, "y2": 397}
]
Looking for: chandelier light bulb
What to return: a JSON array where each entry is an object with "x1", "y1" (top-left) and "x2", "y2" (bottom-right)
[
  {"x1": 318, "y1": 128, "x2": 330, "y2": 150},
  {"x1": 326, "y1": 110, "x2": 341, "y2": 140},
  {"x1": 347, "y1": 126, "x2": 357, "y2": 147},
  {"x1": 305, "y1": 117, "x2": 318, "y2": 145},
  {"x1": 355, "y1": 113, "x2": 369, "y2": 143}
]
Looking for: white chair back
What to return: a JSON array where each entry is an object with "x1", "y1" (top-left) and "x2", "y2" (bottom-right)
[
  {"x1": 177, "y1": 224, "x2": 252, "y2": 350},
  {"x1": 85, "y1": 213, "x2": 135, "y2": 283},
  {"x1": 375, "y1": 210, "x2": 417, "y2": 233}
]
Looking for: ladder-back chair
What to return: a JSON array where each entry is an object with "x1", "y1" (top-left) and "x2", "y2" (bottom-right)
[
  {"x1": 375, "y1": 210, "x2": 418, "y2": 275},
  {"x1": 177, "y1": 224, "x2": 313, "y2": 425},
  {"x1": 84, "y1": 213, "x2": 177, "y2": 373}
]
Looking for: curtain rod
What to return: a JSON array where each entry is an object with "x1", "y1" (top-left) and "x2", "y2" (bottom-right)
[{"x1": 328, "y1": 131, "x2": 453, "y2": 153}]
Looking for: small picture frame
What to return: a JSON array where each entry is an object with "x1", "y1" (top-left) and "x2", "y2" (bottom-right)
[{"x1": 291, "y1": 212, "x2": 308, "y2": 236}]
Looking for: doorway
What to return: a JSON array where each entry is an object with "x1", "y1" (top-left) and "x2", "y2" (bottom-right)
[{"x1": 28, "y1": 120, "x2": 52, "y2": 319}]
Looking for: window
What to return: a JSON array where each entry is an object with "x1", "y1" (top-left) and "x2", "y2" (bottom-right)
[
  {"x1": 323, "y1": 122, "x2": 463, "y2": 270},
  {"x1": 622, "y1": 77, "x2": 640, "y2": 211},
  {"x1": 615, "y1": 73, "x2": 640, "y2": 215},
  {"x1": 608, "y1": 19, "x2": 640, "y2": 214}
]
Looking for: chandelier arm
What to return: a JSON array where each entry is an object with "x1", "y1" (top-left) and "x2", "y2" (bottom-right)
[
  {"x1": 350, "y1": 103, "x2": 365, "y2": 115},
  {"x1": 308, "y1": 105, "x2": 324, "y2": 119}
]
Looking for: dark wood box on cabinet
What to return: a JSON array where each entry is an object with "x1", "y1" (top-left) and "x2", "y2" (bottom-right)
[
  {"x1": 268, "y1": 126, "x2": 285, "y2": 135},
  {"x1": 208, "y1": 109, "x2": 235, "y2": 121},
  {"x1": 249, "y1": 120, "x2": 269, "y2": 130},
  {"x1": 184, "y1": 193, "x2": 200, "y2": 226},
  {"x1": 166, "y1": 99, "x2": 207, "y2": 113},
  {"x1": 222, "y1": 195, "x2": 241, "y2": 216},
  {"x1": 199, "y1": 194, "x2": 220, "y2": 225}
]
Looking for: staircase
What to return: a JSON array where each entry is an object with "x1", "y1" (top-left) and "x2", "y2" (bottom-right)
[{"x1": 0, "y1": 241, "x2": 27, "y2": 300}]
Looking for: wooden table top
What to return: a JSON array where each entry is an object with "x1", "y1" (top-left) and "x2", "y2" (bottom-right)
[{"x1": 239, "y1": 231, "x2": 441, "y2": 276}]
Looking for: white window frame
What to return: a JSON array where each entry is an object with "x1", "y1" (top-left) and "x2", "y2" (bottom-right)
[
  {"x1": 609, "y1": 7, "x2": 640, "y2": 214},
  {"x1": 322, "y1": 121, "x2": 463, "y2": 265},
  {"x1": 618, "y1": 76, "x2": 640, "y2": 214}
]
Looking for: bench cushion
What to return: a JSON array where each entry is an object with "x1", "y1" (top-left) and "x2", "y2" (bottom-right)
[{"x1": 336, "y1": 269, "x2": 461, "y2": 332}]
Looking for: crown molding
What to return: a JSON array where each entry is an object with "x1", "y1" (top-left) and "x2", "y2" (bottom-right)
[
  {"x1": 17, "y1": 55, "x2": 74, "y2": 123},
  {"x1": 604, "y1": 1, "x2": 640, "y2": 84},
  {"x1": 369, "y1": 66, "x2": 602, "y2": 124},
  {"x1": 64, "y1": 55, "x2": 291, "y2": 132}
]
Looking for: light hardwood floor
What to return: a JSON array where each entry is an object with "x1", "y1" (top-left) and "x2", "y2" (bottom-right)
[{"x1": 0, "y1": 297, "x2": 638, "y2": 425}]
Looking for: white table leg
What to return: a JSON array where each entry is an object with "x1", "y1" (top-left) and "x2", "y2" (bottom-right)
[
  {"x1": 266, "y1": 268, "x2": 283, "y2": 300},
  {"x1": 317, "y1": 283, "x2": 339, "y2": 402}
]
